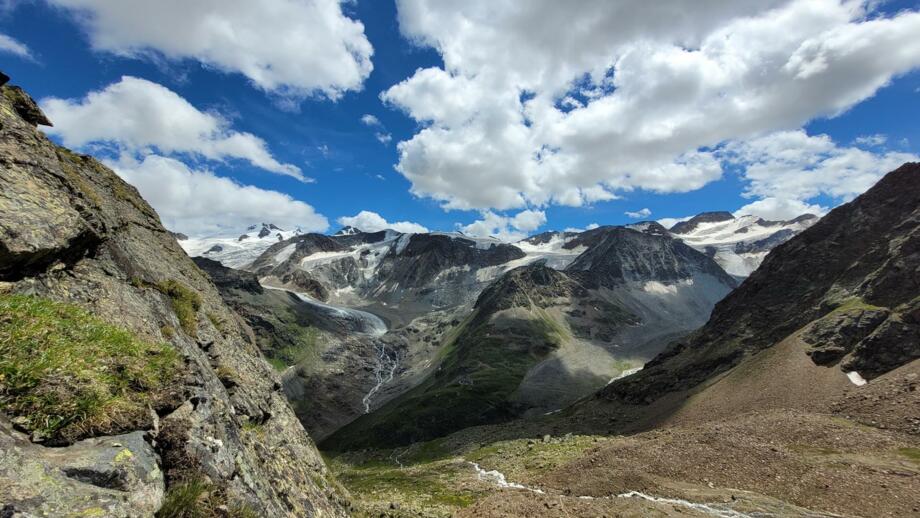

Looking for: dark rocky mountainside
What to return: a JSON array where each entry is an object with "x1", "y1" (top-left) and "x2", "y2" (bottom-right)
[
  {"x1": 253, "y1": 230, "x2": 526, "y2": 311},
  {"x1": 0, "y1": 80, "x2": 346, "y2": 516},
  {"x1": 564, "y1": 225, "x2": 737, "y2": 288},
  {"x1": 373, "y1": 233, "x2": 525, "y2": 299},
  {"x1": 324, "y1": 263, "x2": 588, "y2": 450},
  {"x1": 605, "y1": 163, "x2": 920, "y2": 405}
]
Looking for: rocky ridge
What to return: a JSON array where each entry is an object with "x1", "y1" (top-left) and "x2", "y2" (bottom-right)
[{"x1": 0, "y1": 78, "x2": 346, "y2": 516}]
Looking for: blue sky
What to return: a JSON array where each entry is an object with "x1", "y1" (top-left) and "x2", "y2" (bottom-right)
[{"x1": 1, "y1": 1, "x2": 919, "y2": 238}]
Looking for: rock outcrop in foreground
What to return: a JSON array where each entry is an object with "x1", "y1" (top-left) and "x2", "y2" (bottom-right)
[{"x1": 0, "y1": 78, "x2": 347, "y2": 516}]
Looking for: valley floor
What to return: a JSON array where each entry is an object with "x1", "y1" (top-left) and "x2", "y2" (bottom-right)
[{"x1": 328, "y1": 361, "x2": 920, "y2": 517}]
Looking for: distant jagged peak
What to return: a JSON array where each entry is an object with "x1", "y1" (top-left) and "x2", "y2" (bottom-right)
[
  {"x1": 625, "y1": 221, "x2": 670, "y2": 236},
  {"x1": 669, "y1": 211, "x2": 735, "y2": 234},
  {"x1": 334, "y1": 225, "x2": 362, "y2": 236},
  {"x1": 787, "y1": 213, "x2": 819, "y2": 224},
  {"x1": 519, "y1": 230, "x2": 579, "y2": 246}
]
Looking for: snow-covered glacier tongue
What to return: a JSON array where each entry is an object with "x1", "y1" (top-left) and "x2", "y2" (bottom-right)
[{"x1": 263, "y1": 285, "x2": 387, "y2": 336}]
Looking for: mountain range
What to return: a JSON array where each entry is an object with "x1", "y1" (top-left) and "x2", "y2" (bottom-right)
[{"x1": 1, "y1": 77, "x2": 917, "y2": 517}]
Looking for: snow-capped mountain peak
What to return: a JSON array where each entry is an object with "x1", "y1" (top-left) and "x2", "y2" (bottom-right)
[
  {"x1": 179, "y1": 223, "x2": 303, "y2": 268},
  {"x1": 669, "y1": 212, "x2": 818, "y2": 277},
  {"x1": 335, "y1": 225, "x2": 362, "y2": 236}
]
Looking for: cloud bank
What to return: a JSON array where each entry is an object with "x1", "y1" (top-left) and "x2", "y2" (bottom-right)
[
  {"x1": 47, "y1": 0, "x2": 373, "y2": 100},
  {"x1": 386, "y1": 0, "x2": 920, "y2": 215}
]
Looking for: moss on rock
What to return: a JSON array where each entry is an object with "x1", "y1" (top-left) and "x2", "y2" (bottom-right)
[{"x1": 0, "y1": 294, "x2": 180, "y2": 444}]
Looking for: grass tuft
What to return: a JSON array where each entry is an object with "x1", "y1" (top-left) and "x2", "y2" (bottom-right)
[
  {"x1": 156, "y1": 478, "x2": 259, "y2": 518},
  {"x1": 156, "y1": 280, "x2": 202, "y2": 337},
  {"x1": 0, "y1": 294, "x2": 180, "y2": 443},
  {"x1": 206, "y1": 312, "x2": 225, "y2": 333}
]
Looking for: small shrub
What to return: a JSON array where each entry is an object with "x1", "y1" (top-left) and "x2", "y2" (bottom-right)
[
  {"x1": 156, "y1": 478, "x2": 259, "y2": 518},
  {"x1": 0, "y1": 294, "x2": 180, "y2": 444},
  {"x1": 161, "y1": 325, "x2": 176, "y2": 339},
  {"x1": 206, "y1": 312, "x2": 225, "y2": 333},
  {"x1": 241, "y1": 420, "x2": 264, "y2": 436},
  {"x1": 156, "y1": 280, "x2": 202, "y2": 337}
]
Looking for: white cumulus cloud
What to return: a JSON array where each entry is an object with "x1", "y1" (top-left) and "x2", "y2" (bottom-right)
[
  {"x1": 41, "y1": 76, "x2": 307, "y2": 181},
  {"x1": 109, "y1": 155, "x2": 328, "y2": 236},
  {"x1": 0, "y1": 33, "x2": 33, "y2": 59},
  {"x1": 361, "y1": 114, "x2": 381, "y2": 126},
  {"x1": 625, "y1": 208, "x2": 652, "y2": 219},
  {"x1": 459, "y1": 209, "x2": 547, "y2": 242},
  {"x1": 385, "y1": 0, "x2": 920, "y2": 211},
  {"x1": 46, "y1": 0, "x2": 373, "y2": 100},
  {"x1": 337, "y1": 210, "x2": 429, "y2": 234},
  {"x1": 723, "y1": 129, "x2": 918, "y2": 219},
  {"x1": 853, "y1": 133, "x2": 887, "y2": 147}
]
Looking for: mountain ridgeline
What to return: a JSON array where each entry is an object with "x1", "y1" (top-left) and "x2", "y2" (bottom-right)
[
  {"x1": 181, "y1": 192, "x2": 822, "y2": 451},
  {"x1": 321, "y1": 226, "x2": 738, "y2": 450},
  {"x1": 605, "y1": 162, "x2": 920, "y2": 405}
]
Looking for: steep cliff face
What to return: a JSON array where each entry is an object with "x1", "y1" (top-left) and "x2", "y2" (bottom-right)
[
  {"x1": 565, "y1": 225, "x2": 737, "y2": 288},
  {"x1": 0, "y1": 80, "x2": 347, "y2": 516},
  {"x1": 604, "y1": 163, "x2": 920, "y2": 405}
]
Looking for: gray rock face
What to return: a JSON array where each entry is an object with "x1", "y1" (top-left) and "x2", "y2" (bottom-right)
[
  {"x1": 0, "y1": 416, "x2": 163, "y2": 517},
  {"x1": 803, "y1": 307, "x2": 889, "y2": 365},
  {"x1": 2, "y1": 86, "x2": 53, "y2": 126},
  {"x1": 844, "y1": 297, "x2": 920, "y2": 377},
  {"x1": 565, "y1": 226, "x2": 737, "y2": 288},
  {"x1": 254, "y1": 230, "x2": 527, "y2": 312},
  {"x1": 0, "y1": 81, "x2": 347, "y2": 516}
]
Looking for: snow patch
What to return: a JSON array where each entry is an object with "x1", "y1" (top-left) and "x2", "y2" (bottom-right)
[
  {"x1": 643, "y1": 281, "x2": 678, "y2": 295},
  {"x1": 846, "y1": 371, "x2": 868, "y2": 386},
  {"x1": 642, "y1": 278, "x2": 695, "y2": 295},
  {"x1": 672, "y1": 214, "x2": 817, "y2": 277},
  {"x1": 607, "y1": 365, "x2": 643, "y2": 385},
  {"x1": 274, "y1": 243, "x2": 297, "y2": 264},
  {"x1": 470, "y1": 463, "x2": 544, "y2": 494},
  {"x1": 617, "y1": 491, "x2": 754, "y2": 518},
  {"x1": 180, "y1": 225, "x2": 302, "y2": 268}
]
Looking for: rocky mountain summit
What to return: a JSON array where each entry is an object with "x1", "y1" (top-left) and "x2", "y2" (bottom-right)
[{"x1": 0, "y1": 78, "x2": 346, "y2": 516}]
